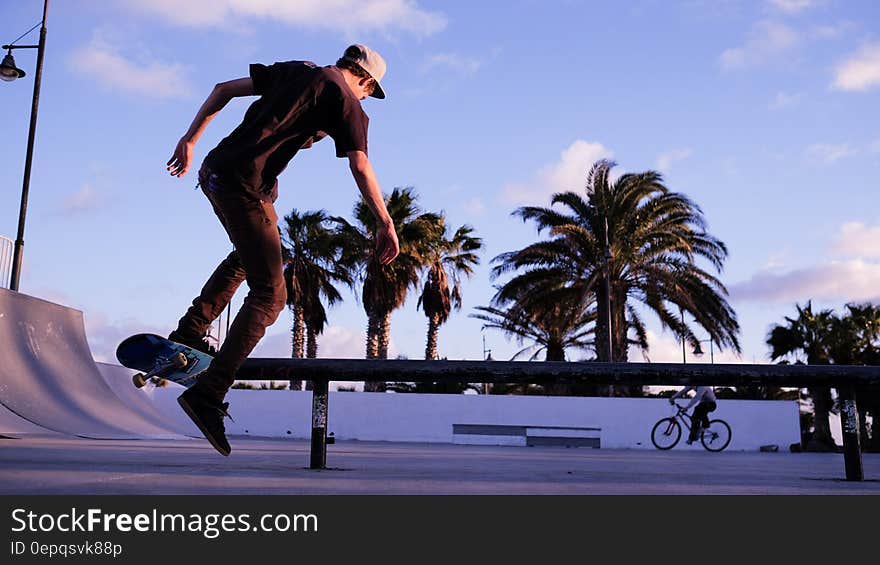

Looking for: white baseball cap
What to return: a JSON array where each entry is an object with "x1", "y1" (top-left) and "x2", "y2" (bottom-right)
[{"x1": 342, "y1": 44, "x2": 387, "y2": 99}]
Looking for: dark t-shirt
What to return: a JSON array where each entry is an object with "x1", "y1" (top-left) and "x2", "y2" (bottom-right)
[{"x1": 203, "y1": 61, "x2": 369, "y2": 202}]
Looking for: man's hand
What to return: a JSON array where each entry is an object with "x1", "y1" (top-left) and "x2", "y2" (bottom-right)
[
  {"x1": 167, "y1": 137, "x2": 194, "y2": 177},
  {"x1": 347, "y1": 151, "x2": 398, "y2": 264},
  {"x1": 375, "y1": 220, "x2": 400, "y2": 265}
]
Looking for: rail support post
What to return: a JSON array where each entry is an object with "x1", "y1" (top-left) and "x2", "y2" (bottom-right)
[
  {"x1": 838, "y1": 386, "x2": 862, "y2": 481},
  {"x1": 310, "y1": 378, "x2": 329, "y2": 470}
]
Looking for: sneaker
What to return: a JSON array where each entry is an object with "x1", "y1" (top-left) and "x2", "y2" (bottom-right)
[
  {"x1": 168, "y1": 330, "x2": 217, "y2": 355},
  {"x1": 686, "y1": 438, "x2": 696, "y2": 445},
  {"x1": 177, "y1": 386, "x2": 232, "y2": 456}
]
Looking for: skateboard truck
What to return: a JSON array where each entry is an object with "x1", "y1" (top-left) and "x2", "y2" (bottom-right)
[{"x1": 132, "y1": 352, "x2": 188, "y2": 388}]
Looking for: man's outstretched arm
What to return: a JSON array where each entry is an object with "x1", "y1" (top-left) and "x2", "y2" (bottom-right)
[
  {"x1": 167, "y1": 78, "x2": 255, "y2": 177},
  {"x1": 347, "y1": 150, "x2": 399, "y2": 265}
]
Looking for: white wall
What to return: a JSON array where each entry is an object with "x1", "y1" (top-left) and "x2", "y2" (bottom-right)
[{"x1": 143, "y1": 386, "x2": 801, "y2": 451}]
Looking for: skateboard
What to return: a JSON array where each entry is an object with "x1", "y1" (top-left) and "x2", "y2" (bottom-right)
[{"x1": 116, "y1": 333, "x2": 213, "y2": 389}]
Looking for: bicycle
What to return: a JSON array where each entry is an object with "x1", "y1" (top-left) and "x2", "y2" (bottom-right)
[{"x1": 650, "y1": 402, "x2": 732, "y2": 452}]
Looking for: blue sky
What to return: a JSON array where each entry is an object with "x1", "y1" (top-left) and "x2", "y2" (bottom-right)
[{"x1": 1, "y1": 0, "x2": 879, "y2": 367}]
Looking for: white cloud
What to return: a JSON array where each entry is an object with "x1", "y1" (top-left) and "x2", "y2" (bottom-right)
[
  {"x1": 61, "y1": 185, "x2": 101, "y2": 215},
  {"x1": 805, "y1": 143, "x2": 857, "y2": 164},
  {"x1": 767, "y1": 0, "x2": 821, "y2": 14},
  {"x1": 502, "y1": 140, "x2": 614, "y2": 204},
  {"x1": 770, "y1": 91, "x2": 803, "y2": 109},
  {"x1": 83, "y1": 313, "x2": 165, "y2": 363},
  {"x1": 719, "y1": 21, "x2": 799, "y2": 71},
  {"x1": 656, "y1": 148, "x2": 693, "y2": 173},
  {"x1": 761, "y1": 249, "x2": 794, "y2": 271},
  {"x1": 730, "y1": 260, "x2": 880, "y2": 304},
  {"x1": 462, "y1": 197, "x2": 486, "y2": 217},
  {"x1": 832, "y1": 43, "x2": 880, "y2": 92},
  {"x1": 252, "y1": 325, "x2": 392, "y2": 359},
  {"x1": 421, "y1": 53, "x2": 485, "y2": 76},
  {"x1": 628, "y1": 330, "x2": 743, "y2": 364},
  {"x1": 120, "y1": 0, "x2": 446, "y2": 37},
  {"x1": 69, "y1": 34, "x2": 195, "y2": 99},
  {"x1": 831, "y1": 222, "x2": 880, "y2": 260},
  {"x1": 810, "y1": 21, "x2": 853, "y2": 40},
  {"x1": 733, "y1": 219, "x2": 880, "y2": 305}
]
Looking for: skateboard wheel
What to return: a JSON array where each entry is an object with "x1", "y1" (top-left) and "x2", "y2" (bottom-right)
[
  {"x1": 132, "y1": 373, "x2": 147, "y2": 388},
  {"x1": 173, "y1": 352, "x2": 188, "y2": 368}
]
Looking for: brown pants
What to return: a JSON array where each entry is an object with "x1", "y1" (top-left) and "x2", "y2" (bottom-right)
[{"x1": 174, "y1": 166, "x2": 286, "y2": 400}]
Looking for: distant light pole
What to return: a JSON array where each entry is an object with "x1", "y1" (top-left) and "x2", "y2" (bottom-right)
[
  {"x1": 602, "y1": 216, "x2": 615, "y2": 397},
  {"x1": 2, "y1": 0, "x2": 49, "y2": 291},
  {"x1": 693, "y1": 339, "x2": 714, "y2": 364},
  {"x1": 481, "y1": 330, "x2": 492, "y2": 395},
  {"x1": 680, "y1": 308, "x2": 714, "y2": 364},
  {"x1": 680, "y1": 309, "x2": 687, "y2": 364}
]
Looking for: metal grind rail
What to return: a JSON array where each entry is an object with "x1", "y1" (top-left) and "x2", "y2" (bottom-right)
[{"x1": 237, "y1": 358, "x2": 879, "y2": 480}]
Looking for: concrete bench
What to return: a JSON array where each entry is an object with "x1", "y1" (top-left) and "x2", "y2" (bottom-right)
[{"x1": 452, "y1": 424, "x2": 601, "y2": 448}]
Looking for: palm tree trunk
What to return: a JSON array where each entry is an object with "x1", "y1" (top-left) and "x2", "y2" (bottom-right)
[
  {"x1": 612, "y1": 292, "x2": 628, "y2": 362},
  {"x1": 612, "y1": 295, "x2": 641, "y2": 397},
  {"x1": 544, "y1": 341, "x2": 571, "y2": 396},
  {"x1": 289, "y1": 306, "x2": 304, "y2": 391},
  {"x1": 595, "y1": 280, "x2": 611, "y2": 363},
  {"x1": 306, "y1": 325, "x2": 318, "y2": 359},
  {"x1": 363, "y1": 314, "x2": 384, "y2": 392},
  {"x1": 365, "y1": 314, "x2": 379, "y2": 360},
  {"x1": 809, "y1": 387, "x2": 836, "y2": 451},
  {"x1": 291, "y1": 306, "x2": 305, "y2": 358},
  {"x1": 364, "y1": 311, "x2": 392, "y2": 392},
  {"x1": 425, "y1": 315, "x2": 440, "y2": 360},
  {"x1": 377, "y1": 311, "x2": 392, "y2": 360},
  {"x1": 303, "y1": 322, "x2": 318, "y2": 391}
]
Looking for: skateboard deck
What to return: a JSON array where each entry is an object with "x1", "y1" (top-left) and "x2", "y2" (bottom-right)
[{"x1": 116, "y1": 333, "x2": 213, "y2": 389}]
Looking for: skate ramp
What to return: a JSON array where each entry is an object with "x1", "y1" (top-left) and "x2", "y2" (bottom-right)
[
  {"x1": 0, "y1": 402, "x2": 54, "y2": 437},
  {"x1": 95, "y1": 362, "x2": 196, "y2": 437},
  {"x1": 0, "y1": 288, "x2": 186, "y2": 438}
]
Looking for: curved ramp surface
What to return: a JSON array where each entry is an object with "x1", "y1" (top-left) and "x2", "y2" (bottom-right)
[
  {"x1": 95, "y1": 362, "x2": 194, "y2": 438},
  {"x1": 0, "y1": 289, "x2": 187, "y2": 438},
  {"x1": 0, "y1": 402, "x2": 54, "y2": 437}
]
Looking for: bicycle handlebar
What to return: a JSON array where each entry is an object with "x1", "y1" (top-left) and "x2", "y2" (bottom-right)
[{"x1": 670, "y1": 401, "x2": 688, "y2": 413}]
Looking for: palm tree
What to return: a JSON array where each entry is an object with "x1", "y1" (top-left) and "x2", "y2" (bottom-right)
[
  {"x1": 281, "y1": 209, "x2": 352, "y2": 390},
  {"x1": 829, "y1": 303, "x2": 880, "y2": 364},
  {"x1": 472, "y1": 291, "x2": 596, "y2": 395},
  {"x1": 418, "y1": 222, "x2": 483, "y2": 360},
  {"x1": 827, "y1": 303, "x2": 880, "y2": 452},
  {"x1": 492, "y1": 159, "x2": 740, "y2": 366},
  {"x1": 766, "y1": 301, "x2": 836, "y2": 451},
  {"x1": 336, "y1": 187, "x2": 441, "y2": 391}
]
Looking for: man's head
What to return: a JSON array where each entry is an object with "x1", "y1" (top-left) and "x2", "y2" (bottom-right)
[{"x1": 336, "y1": 44, "x2": 386, "y2": 100}]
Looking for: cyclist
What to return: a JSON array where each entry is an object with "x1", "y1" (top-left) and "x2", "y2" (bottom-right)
[{"x1": 669, "y1": 386, "x2": 717, "y2": 444}]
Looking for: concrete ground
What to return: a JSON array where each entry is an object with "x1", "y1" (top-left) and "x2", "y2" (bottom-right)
[{"x1": 1, "y1": 435, "x2": 879, "y2": 495}]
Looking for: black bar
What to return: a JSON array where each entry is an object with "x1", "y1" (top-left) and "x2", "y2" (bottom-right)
[
  {"x1": 837, "y1": 386, "x2": 863, "y2": 481},
  {"x1": 237, "y1": 358, "x2": 880, "y2": 388},
  {"x1": 235, "y1": 358, "x2": 880, "y2": 481},
  {"x1": 310, "y1": 379, "x2": 329, "y2": 469}
]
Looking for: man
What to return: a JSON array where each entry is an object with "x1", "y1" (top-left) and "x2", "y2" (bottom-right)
[
  {"x1": 669, "y1": 385, "x2": 717, "y2": 444},
  {"x1": 165, "y1": 45, "x2": 400, "y2": 456}
]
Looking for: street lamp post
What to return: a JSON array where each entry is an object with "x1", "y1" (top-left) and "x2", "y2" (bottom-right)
[
  {"x1": 679, "y1": 308, "x2": 714, "y2": 364},
  {"x1": 602, "y1": 216, "x2": 615, "y2": 397},
  {"x1": 693, "y1": 339, "x2": 714, "y2": 364},
  {"x1": 2, "y1": 0, "x2": 49, "y2": 292},
  {"x1": 481, "y1": 331, "x2": 492, "y2": 395}
]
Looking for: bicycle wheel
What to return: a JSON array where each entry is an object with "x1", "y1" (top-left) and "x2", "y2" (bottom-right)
[
  {"x1": 701, "y1": 419, "x2": 732, "y2": 452},
  {"x1": 651, "y1": 417, "x2": 682, "y2": 450}
]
